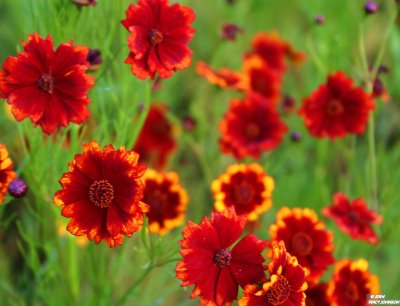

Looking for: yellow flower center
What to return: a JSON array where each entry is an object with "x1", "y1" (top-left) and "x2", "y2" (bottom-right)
[
  {"x1": 89, "y1": 179, "x2": 114, "y2": 208},
  {"x1": 265, "y1": 275, "x2": 291, "y2": 305},
  {"x1": 292, "y1": 232, "x2": 313, "y2": 256}
]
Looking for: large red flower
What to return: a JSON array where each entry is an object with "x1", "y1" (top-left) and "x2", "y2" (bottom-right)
[
  {"x1": 121, "y1": 0, "x2": 195, "y2": 80},
  {"x1": 322, "y1": 193, "x2": 382, "y2": 244},
  {"x1": 176, "y1": 208, "x2": 267, "y2": 305},
  {"x1": 239, "y1": 241, "x2": 308, "y2": 306},
  {"x1": 0, "y1": 144, "x2": 17, "y2": 204},
  {"x1": 54, "y1": 141, "x2": 148, "y2": 248},
  {"x1": 269, "y1": 207, "x2": 335, "y2": 284},
  {"x1": 299, "y1": 71, "x2": 375, "y2": 139},
  {"x1": 0, "y1": 33, "x2": 94, "y2": 135},
  {"x1": 219, "y1": 93, "x2": 288, "y2": 159},
  {"x1": 133, "y1": 104, "x2": 176, "y2": 169}
]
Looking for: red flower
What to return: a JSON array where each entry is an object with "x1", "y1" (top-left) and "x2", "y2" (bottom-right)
[
  {"x1": 54, "y1": 141, "x2": 148, "y2": 248},
  {"x1": 143, "y1": 169, "x2": 188, "y2": 235},
  {"x1": 269, "y1": 207, "x2": 335, "y2": 284},
  {"x1": 305, "y1": 283, "x2": 330, "y2": 306},
  {"x1": 249, "y1": 32, "x2": 306, "y2": 74},
  {"x1": 121, "y1": 0, "x2": 195, "y2": 80},
  {"x1": 322, "y1": 193, "x2": 382, "y2": 244},
  {"x1": 299, "y1": 71, "x2": 375, "y2": 139},
  {"x1": 176, "y1": 208, "x2": 267, "y2": 305},
  {"x1": 328, "y1": 259, "x2": 380, "y2": 306},
  {"x1": 134, "y1": 104, "x2": 176, "y2": 169},
  {"x1": 219, "y1": 93, "x2": 288, "y2": 159},
  {"x1": 0, "y1": 144, "x2": 17, "y2": 204},
  {"x1": 239, "y1": 241, "x2": 308, "y2": 306},
  {"x1": 0, "y1": 33, "x2": 94, "y2": 135},
  {"x1": 196, "y1": 61, "x2": 248, "y2": 91}
]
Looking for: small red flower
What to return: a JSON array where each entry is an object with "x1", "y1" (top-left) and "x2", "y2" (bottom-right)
[
  {"x1": 196, "y1": 61, "x2": 248, "y2": 91},
  {"x1": 328, "y1": 259, "x2": 380, "y2": 306},
  {"x1": 0, "y1": 144, "x2": 17, "y2": 204},
  {"x1": 176, "y1": 208, "x2": 267, "y2": 305},
  {"x1": 322, "y1": 193, "x2": 382, "y2": 244},
  {"x1": 54, "y1": 141, "x2": 148, "y2": 248},
  {"x1": 299, "y1": 71, "x2": 375, "y2": 139},
  {"x1": 211, "y1": 163, "x2": 274, "y2": 221},
  {"x1": 121, "y1": 0, "x2": 196, "y2": 80},
  {"x1": 219, "y1": 93, "x2": 288, "y2": 159},
  {"x1": 305, "y1": 283, "x2": 330, "y2": 306},
  {"x1": 0, "y1": 33, "x2": 94, "y2": 135},
  {"x1": 238, "y1": 241, "x2": 308, "y2": 306},
  {"x1": 134, "y1": 104, "x2": 176, "y2": 169},
  {"x1": 143, "y1": 169, "x2": 188, "y2": 235},
  {"x1": 269, "y1": 207, "x2": 335, "y2": 284}
]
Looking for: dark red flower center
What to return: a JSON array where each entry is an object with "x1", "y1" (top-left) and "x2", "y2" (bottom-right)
[
  {"x1": 245, "y1": 123, "x2": 261, "y2": 139},
  {"x1": 344, "y1": 281, "x2": 359, "y2": 301},
  {"x1": 89, "y1": 180, "x2": 114, "y2": 208},
  {"x1": 265, "y1": 275, "x2": 291, "y2": 305},
  {"x1": 149, "y1": 29, "x2": 164, "y2": 45},
  {"x1": 37, "y1": 73, "x2": 54, "y2": 93},
  {"x1": 326, "y1": 99, "x2": 344, "y2": 116},
  {"x1": 292, "y1": 232, "x2": 313, "y2": 256},
  {"x1": 234, "y1": 181, "x2": 255, "y2": 205},
  {"x1": 214, "y1": 249, "x2": 232, "y2": 267}
]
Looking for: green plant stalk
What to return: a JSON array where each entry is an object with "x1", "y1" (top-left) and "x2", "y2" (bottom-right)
[{"x1": 68, "y1": 237, "x2": 79, "y2": 301}]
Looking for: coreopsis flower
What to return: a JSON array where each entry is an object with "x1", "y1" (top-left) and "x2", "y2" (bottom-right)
[
  {"x1": 196, "y1": 61, "x2": 248, "y2": 90},
  {"x1": 143, "y1": 169, "x2": 188, "y2": 235},
  {"x1": 322, "y1": 193, "x2": 382, "y2": 244},
  {"x1": 134, "y1": 104, "x2": 176, "y2": 169},
  {"x1": 249, "y1": 32, "x2": 306, "y2": 74},
  {"x1": 269, "y1": 207, "x2": 335, "y2": 283},
  {"x1": 243, "y1": 55, "x2": 282, "y2": 104},
  {"x1": 176, "y1": 208, "x2": 267, "y2": 305},
  {"x1": 121, "y1": 0, "x2": 196, "y2": 80},
  {"x1": 305, "y1": 283, "x2": 330, "y2": 306},
  {"x1": 53, "y1": 141, "x2": 148, "y2": 248},
  {"x1": 220, "y1": 23, "x2": 244, "y2": 41},
  {"x1": 8, "y1": 178, "x2": 28, "y2": 198},
  {"x1": 238, "y1": 241, "x2": 308, "y2": 306},
  {"x1": 0, "y1": 33, "x2": 94, "y2": 135},
  {"x1": 299, "y1": 71, "x2": 375, "y2": 139},
  {"x1": 211, "y1": 163, "x2": 274, "y2": 221},
  {"x1": 328, "y1": 259, "x2": 380, "y2": 306},
  {"x1": 219, "y1": 93, "x2": 288, "y2": 159},
  {"x1": 0, "y1": 144, "x2": 17, "y2": 203}
]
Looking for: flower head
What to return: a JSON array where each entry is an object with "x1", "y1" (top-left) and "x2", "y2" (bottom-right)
[
  {"x1": 121, "y1": 0, "x2": 196, "y2": 80},
  {"x1": 176, "y1": 208, "x2": 267, "y2": 305},
  {"x1": 328, "y1": 259, "x2": 380, "y2": 306},
  {"x1": 269, "y1": 207, "x2": 335, "y2": 283},
  {"x1": 8, "y1": 178, "x2": 28, "y2": 198},
  {"x1": 0, "y1": 33, "x2": 94, "y2": 135},
  {"x1": 0, "y1": 144, "x2": 17, "y2": 203},
  {"x1": 143, "y1": 169, "x2": 188, "y2": 235},
  {"x1": 238, "y1": 241, "x2": 308, "y2": 306},
  {"x1": 211, "y1": 163, "x2": 274, "y2": 221},
  {"x1": 219, "y1": 93, "x2": 288, "y2": 159},
  {"x1": 299, "y1": 71, "x2": 375, "y2": 139},
  {"x1": 322, "y1": 193, "x2": 382, "y2": 244},
  {"x1": 54, "y1": 141, "x2": 148, "y2": 248},
  {"x1": 134, "y1": 104, "x2": 176, "y2": 169}
]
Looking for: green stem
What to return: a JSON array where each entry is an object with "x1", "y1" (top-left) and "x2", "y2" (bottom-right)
[{"x1": 68, "y1": 237, "x2": 79, "y2": 301}]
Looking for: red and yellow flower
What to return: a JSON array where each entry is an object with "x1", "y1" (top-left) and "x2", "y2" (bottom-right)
[
  {"x1": 211, "y1": 163, "x2": 274, "y2": 221},
  {"x1": 299, "y1": 71, "x2": 375, "y2": 139},
  {"x1": 0, "y1": 33, "x2": 94, "y2": 135},
  {"x1": 142, "y1": 169, "x2": 188, "y2": 235},
  {"x1": 0, "y1": 144, "x2": 17, "y2": 204},
  {"x1": 269, "y1": 207, "x2": 335, "y2": 283},
  {"x1": 54, "y1": 141, "x2": 148, "y2": 248},
  {"x1": 134, "y1": 104, "x2": 176, "y2": 170},
  {"x1": 238, "y1": 241, "x2": 308, "y2": 306},
  {"x1": 328, "y1": 259, "x2": 380, "y2": 306},
  {"x1": 176, "y1": 208, "x2": 267, "y2": 305},
  {"x1": 219, "y1": 93, "x2": 288, "y2": 159},
  {"x1": 323, "y1": 193, "x2": 382, "y2": 244},
  {"x1": 121, "y1": 0, "x2": 195, "y2": 80}
]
